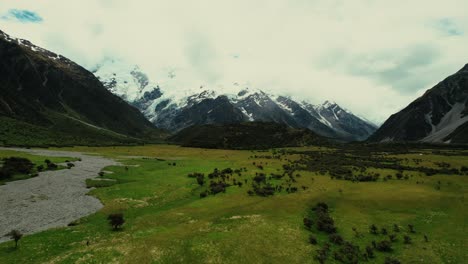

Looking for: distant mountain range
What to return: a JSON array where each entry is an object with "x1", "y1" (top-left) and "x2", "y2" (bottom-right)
[
  {"x1": 2, "y1": 29, "x2": 466, "y2": 146},
  {"x1": 369, "y1": 64, "x2": 468, "y2": 144},
  {"x1": 0, "y1": 30, "x2": 165, "y2": 146},
  {"x1": 93, "y1": 60, "x2": 377, "y2": 141}
]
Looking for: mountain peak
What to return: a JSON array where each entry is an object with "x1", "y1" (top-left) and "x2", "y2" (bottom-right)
[
  {"x1": 322, "y1": 100, "x2": 338, "y2": 108},
  {"x1": 91, "y1": 61, "x2": 377, "y2": 141}
]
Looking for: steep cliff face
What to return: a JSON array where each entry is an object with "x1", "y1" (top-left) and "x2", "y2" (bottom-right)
[{"x1": 369, "y1": 64, "x2": 468, "y2": 144}]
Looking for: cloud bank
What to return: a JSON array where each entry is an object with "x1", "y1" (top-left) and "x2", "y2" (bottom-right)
[{"x1": 0, "y1": 0, "x2": 467, "y2": 124}]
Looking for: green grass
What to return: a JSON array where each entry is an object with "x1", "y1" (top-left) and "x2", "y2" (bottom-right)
[
  {"x1": 85, "y1": 178, "x2": 118, "y2": 188},
  {"x1": 0, "y1": 149, "x2": 77, "y2": 184},
  {"x1": 0, "y1": 145, "x2": 466, "y2": 263}
]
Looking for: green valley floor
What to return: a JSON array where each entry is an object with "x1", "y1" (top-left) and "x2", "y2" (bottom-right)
[{"x1": 0, "y1": 145, "x2": 466, "y2": 264}]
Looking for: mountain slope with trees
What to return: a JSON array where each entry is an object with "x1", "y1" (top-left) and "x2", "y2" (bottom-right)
[{"x1": 169, "y1": 122, "x2": 328, "y2": 149}]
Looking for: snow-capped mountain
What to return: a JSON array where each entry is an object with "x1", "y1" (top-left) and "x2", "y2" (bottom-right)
[
  {"x1": 369, "y1": 64, "x2": 468, "y2": 144},
  {"x1": 92, "y1": 61, "x2": 378, "y2": 141}
]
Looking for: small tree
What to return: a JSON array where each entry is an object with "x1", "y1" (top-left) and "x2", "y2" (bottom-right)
[
  {"x1": 8, "y1": 230, "x2": 23, "y2": 248},
  {"x1": 107, "y1": 213, "x2": 125, "y2": 230}
]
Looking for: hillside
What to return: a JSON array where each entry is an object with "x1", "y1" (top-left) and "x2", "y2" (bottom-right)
[
  {"x1": 369, "y1": 64, "x2": 468, "y2": 144},
  {"x1": 0, "y1": 30, "x2": 166, "y2": 146},
  {"x1": 169, "y1": 122, "x2": 328, "y2": 149}
]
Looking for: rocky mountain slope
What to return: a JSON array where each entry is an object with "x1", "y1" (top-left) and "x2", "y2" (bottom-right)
[
  {"x1": 0, "y1": 30, "x2": 165, "y2": 146},
  {"x1": 369, "y1": 64, "x2": 468, "y2": 144},
  {"x1": 93, "y1": 61, "x2": 377, "y2": 141}
]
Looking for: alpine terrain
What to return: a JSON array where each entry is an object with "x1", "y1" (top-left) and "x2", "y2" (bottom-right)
[
  {"x1": 93, "y1": 60, "x2": 377, "y2": 141},
  {"x1": 369, "y1": 64, "x2": 468, "y2": 144},
  {"x1": 0, "y1": 30, "x2": 165, "y2": 146}
]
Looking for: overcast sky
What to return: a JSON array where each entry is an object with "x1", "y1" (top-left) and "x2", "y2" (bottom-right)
[{"x1": 1, "y1": 0, "x2": 467, "y2": 124}]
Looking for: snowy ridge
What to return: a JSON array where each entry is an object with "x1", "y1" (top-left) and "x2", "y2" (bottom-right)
[
  {"x1": 92, "y1": 60, "x2": 378, "y2": 141},
  {"x1": 1, "y1": 30, "x2": 70, "y2": 63}
]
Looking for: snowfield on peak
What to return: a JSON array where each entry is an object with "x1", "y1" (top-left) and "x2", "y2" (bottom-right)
[{"x1": 91, "y1": 61, "x2": 377, "y2": 141}]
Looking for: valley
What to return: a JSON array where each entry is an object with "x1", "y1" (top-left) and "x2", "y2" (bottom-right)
[
  {"x1": 0, "y1": 4, "x2": 467, "y2": 263},
  {"x1": 0, "y1": 145, "x2": 466, "y2": 263}
]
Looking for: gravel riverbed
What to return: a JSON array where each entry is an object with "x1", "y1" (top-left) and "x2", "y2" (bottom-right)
[{"x1": 0, "y1": 148, "x2": 119, "y2": 243}]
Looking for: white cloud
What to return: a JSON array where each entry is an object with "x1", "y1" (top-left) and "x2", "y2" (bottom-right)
[{"x1": 0, "y1": 0, "x2": 467, "y2": 124}]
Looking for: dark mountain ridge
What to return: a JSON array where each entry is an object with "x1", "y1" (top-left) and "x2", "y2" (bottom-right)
[
  {"x1": 0, "y1": 29, "x2": 166, "y2": 146},
  {"x1": 369, "y1": 64, "x2": 468, "y2": 144}
]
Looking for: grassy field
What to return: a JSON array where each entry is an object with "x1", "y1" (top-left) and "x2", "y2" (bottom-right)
[
  {"x1": 0, "y1": 149, "x2": 76, "y2": 184},
  {"x1": 0, "y1": 145, "x2": 466, "y2": 263}
]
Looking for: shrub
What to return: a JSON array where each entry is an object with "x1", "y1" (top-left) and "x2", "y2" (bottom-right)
[
  {"x1": 209, "y1": 181, "x2": 228, "y2": 194},
  {"x1": 309, "y1": 235, "x2": 318, "y2": 245},
  {"x1": 253, "y1": 173, "x2": 266, "y2": 183},
  {"x1": 107, "y1": 213, "x2": 125, "y2": 230},
  {"x1": 8, "y1": 230, "x2": 23, "y2": 248},
  {"x1": 384, "y1": 257, "x2": 401, "y2": 264},
  {"x1": 365, "y1": 245, "x2": 374, "y2": 258},
  {"x1": 199, "y1": 191, "x2": 208, "y2": 198},
  {"x1": 221, "y1": 168, "x2": 233, "y2": 174},
  {"x1": 253, "y1": 184, "x2": 276, "y2": 196},
  {"x1": 314, "y1": 202, "x2": 329, "y2": 213},
  {"x1": 2, "y1": 157, "x2": 34, "y2": 175},
  {"x1": 369, "y1": 224, "x2": 378, "y2": 234},
  {"x1": 403, "y1": 235, "x2": 412, "y2": 244},
  {"x1": 37, "y1": 165, "x2": 44, "y2": 172},
  {"x1": 329, "y1": 233, "x2": 344, "y2": 245},
  {"x1": 381, "y1": 227, "x2": 388, "y2": 235},
  {"x1": 376, "y1": 240, "x2": 392, "y2": 252},
  {"x1": 196, "y1": 174, "x2": 205, "y2": 186},
  {"x1": 303, "y1": 217, "x2": 313, "y2": 229},
  {"x1": 316, "y1": 212, "x2": 336, "y2": 234},
  {"x1": 47, "y1": 162, "x2": 58, "y2": 170},
  {"x1": 396, "y1": 172, "x2": 403, "y2": 180},
  {"x1": 334, "y1": 242, "x2": 360, "y2": 263}
]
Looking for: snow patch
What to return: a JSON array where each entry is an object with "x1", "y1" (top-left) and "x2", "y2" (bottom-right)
[
  {"x1": 421, "y1": 102, "x2": 468, "y2": 143},
  {"x1": 240, "y1": 107, "x2": 254, "y2": 121}
]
